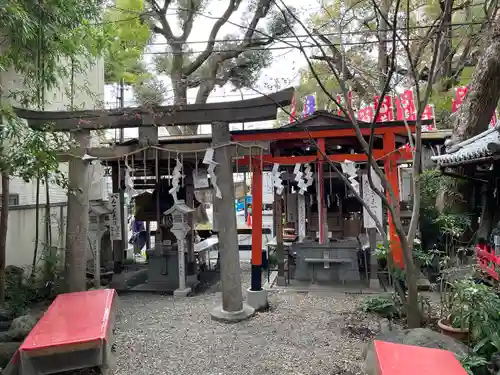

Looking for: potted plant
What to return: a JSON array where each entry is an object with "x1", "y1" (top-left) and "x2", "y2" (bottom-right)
[{"x1": 438, "y1": 279, "x2": 500, "y2": 343}]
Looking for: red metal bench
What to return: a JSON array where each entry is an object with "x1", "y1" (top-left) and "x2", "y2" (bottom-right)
[
  {"x1": 374, "y1": 340, "x2": 467, "y2": 375},
  {"x1": 3, "y1": 289, "x2": 118, "y2": 375}
]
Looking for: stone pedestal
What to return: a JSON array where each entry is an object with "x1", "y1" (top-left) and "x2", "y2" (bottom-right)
[
  {"x1": 210, "y1": 303, "x2": 255, "y2": 323},
  {"x1": 246, "y1": 288, "x2": 268, "y2": 311},
  {"x1": 174, "y1": 287, "x2": 192, "y2": 297}
]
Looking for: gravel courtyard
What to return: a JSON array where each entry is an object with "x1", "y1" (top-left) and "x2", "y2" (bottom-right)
[{"x1": 113, "y1": 269, "x2": 379, "y2": 375}]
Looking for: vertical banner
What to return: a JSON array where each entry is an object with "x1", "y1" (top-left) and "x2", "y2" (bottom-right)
[
  {"x1": 337, "y1": 91, "x2": 353, "y2": 116},
  {"x1": 109, "y1": 193, "x2": 122, "y2": 240},
  {"x1": 421, "y1": 104, "x2": 436, "y2": 131},
  {"x1": 362, "y1": 171, "x2": 383, "y2": 230},
  {"x1": 286, "y1": 191, "x2": 297, "y2": 223},
  {"x1": 289, "y1": 93, "x2": 297, "y2": 123},
  {"x1": 453, "y1": 86, "x2": 468, "y2": 112},
  {"x1": 491, "y1": 110, "x2": 498, "y2": 128},
  {"x1": 395, "y1": 90, "x2": 417, "y2": 121},
  {"x1": 303, "y1": 95, "x2": 316, "y2": 117},
  {"x1": 357, "y1": 106, "x2": 374, "y2": 122},
  {"x1": 297, "y1": 194, "x2": 306, "y2": 242},
  {"x1": 374, "y1": 95, "x2": 394, "y2": 122}
]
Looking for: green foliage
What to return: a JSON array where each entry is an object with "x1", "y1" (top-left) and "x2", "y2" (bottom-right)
[
  {"x1": 0, "y1": 0, "x2": 105, "y2": 102},
  {"x1": 363, "y1": 295, "x2": 402, "y2": 319},
  {"x1": 447, "y1": 279, "x2": 500, "y2": 360},
  {"x1": 5, "y1": 246, "x2": 64, "y2": 316},
  {"x1": 0, "y1": 0, "x2": 105, "y2": 179},
  {"x1": 132, "y1": 75, "x2": 168, "y2": 106},
  {"x1": 457, "y1": 354, "x2": 489, "y2": 375},
  {"x1": 435, "y1": 213, "x2": 471, "y2": 239},
  {"x1": 420, "y1": 170, "x2": 457, "y2": 250},
  {"x1": 374, "y1": 243, "x2": 389, "y2": 260},
  {"x1": 103, "y1": 0, "x2": 151, "y2": 85}
]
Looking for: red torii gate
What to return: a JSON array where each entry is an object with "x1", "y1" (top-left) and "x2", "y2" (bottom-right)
[{"x1": 231, "y1": 111, "x2": 427, "y2": 269}]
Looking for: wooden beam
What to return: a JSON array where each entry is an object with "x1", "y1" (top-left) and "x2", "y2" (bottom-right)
[
  {"x1": 231, "y1": 125, "x2": 416, "y2": 142},
  {"x1": 235, "y1": 149, "x2": 408, "y2": 166},
  {"x1": 57, "y1": 140, "x2": 270, "y2": 162},
  {"x1": 14, "y1": 88, "x2": 294, "y2": 131}
]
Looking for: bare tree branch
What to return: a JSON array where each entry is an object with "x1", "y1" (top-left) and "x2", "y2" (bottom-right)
[{"x1": 182, "y1": 0, "x2": 240, "y2": 76}]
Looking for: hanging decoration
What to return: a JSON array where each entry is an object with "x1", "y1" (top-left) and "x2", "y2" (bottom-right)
[
  {"x1": 328, "y1": 164, "x2": 333, "y2": 208},
  {"x1": 303, "y1": 164, "x2": 314, "y2": 188},
  {"x1": 271, "y1": 163, "x2": 284, "y2": 195},
  {"x1": 203, "y1": 147, "x2": 222, "y2": 199},
  {"x1": 123, "y1": 155, "x2": 138, "y2": 198},
  {"x1": 124, "y1": 167, "x2": 138, "y2": 198},
  {"x1": 169, "y1": 158, "x2": 183, "y2": 203},
  {"x1": 297, "y1": 163, "x2": 313, "y2": 195},
  {"x1": 341, "y1": 160, "x2": 359, "y2": 194}
]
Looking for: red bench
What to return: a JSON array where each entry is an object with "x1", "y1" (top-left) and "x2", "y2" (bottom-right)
[
  {"x1": 374, "y1": 340, "x2": 467, "y2": 375},
  {"x1": 3, "y1": 289, "x2": 118, "y2": 375}
]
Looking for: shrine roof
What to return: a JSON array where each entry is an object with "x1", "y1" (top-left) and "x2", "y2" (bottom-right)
[
  {"x1": 431, "y1": 124, "x2": 500, "y2": 167},
  {"x1": 164, "y1": 200, "x2": 195, "y2": 215},
  {"x1": 280, "y1": 110, "x2": 434, "y2": 130}
]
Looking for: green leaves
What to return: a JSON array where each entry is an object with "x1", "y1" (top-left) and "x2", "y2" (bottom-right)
[{"x1": 102, "y1": 0, "x2": 151, "y2": 85}]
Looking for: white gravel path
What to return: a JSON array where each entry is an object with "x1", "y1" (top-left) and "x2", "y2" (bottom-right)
[{"x1": 113, "y1": 269, "x2": 380, "y2": 375}]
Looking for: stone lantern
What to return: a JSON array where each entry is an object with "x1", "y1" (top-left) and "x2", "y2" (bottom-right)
[{"x1": 164, "y1": 200, "x2": 194, "y2": 297}]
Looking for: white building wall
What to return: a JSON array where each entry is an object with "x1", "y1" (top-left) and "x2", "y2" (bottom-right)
[{"x1": 0, "y1": 58, "x2": 107, "y2": 205}]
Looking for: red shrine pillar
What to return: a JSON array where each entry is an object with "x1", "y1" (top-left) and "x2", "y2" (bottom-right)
[
  {"x1": 317, "y1": 139, "x2": 326, "y2": 244},
  {"x1": 251, "y1": 157, "x2": 263, "y2": 290},
  {"x1": 383, "y1": 132, "x2": 403, "y2": 267}
]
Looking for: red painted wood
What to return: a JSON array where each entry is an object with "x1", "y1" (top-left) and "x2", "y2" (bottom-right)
[
  {"x1": 251, "y1": 158, "x2": 263, "y2": 265},
  {"x1": 21, "y1": 289, "x2": 117, "y2": 352},
  {"x1": 476, "y1": 248, "x2": 500, "y2": 280},
  {"x1": 231, "y1": 125, "x2": 415, "y2": 142},
  {"x1": 374, "y1": 341, "x2": 468, "y2": 375},
  {"x1": 235, "y1": 149, "x2": 410, "y2": 167},
  {"x1": 317, "y1": 138, "x2": 326, "y2": 244}
]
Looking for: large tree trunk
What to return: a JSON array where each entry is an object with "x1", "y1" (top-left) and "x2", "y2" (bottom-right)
[
  {"x1": 0, "y1": 173, "x2": 9, "y2": 303},
  {"x1": 443, "y1": 12, "x2": 500, "y2": 218},
  {"x1": 453, "y1": 12, "x2": 500, "y2": 142}
]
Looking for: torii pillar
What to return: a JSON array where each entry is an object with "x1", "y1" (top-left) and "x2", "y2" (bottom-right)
[
  {"x1": 383, "y1": 132, "x2": 402, "y2": 267},
  {"x1": 210, "y1": 121, "x2": 254, "y2": 322}
]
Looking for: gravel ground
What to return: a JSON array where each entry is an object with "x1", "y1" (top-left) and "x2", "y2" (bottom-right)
[{"x1": 113, "y1": 267, "x2": 381, "y2": 375}]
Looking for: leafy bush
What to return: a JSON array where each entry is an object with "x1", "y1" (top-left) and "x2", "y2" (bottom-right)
[
  {"x1": 446, "y1": 279, "x2": 500, "y2": 361},
  {"x1": 363, "y1": 296, "x2": 402, "y2": 319}
]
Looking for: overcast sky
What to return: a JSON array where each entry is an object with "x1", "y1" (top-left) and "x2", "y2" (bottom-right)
[{"x1": 105, "y1": 0, "x2": 319, "y2": 140}]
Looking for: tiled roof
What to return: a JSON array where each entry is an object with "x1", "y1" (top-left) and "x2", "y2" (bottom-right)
[{"x1": 431, "y1": 124, "x2": 500, "y2": 166}]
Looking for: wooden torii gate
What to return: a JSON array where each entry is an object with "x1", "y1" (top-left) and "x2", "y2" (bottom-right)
[{"x1": 14, "y1": 88, "x2": 293, "y2": 322}]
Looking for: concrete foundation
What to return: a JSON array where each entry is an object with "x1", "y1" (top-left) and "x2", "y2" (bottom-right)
[
  {"x1": 186, "y1": 274, "x2": 198, "y2": 285},
  {"x1": 276, "y1": 275, "x2": 287, "y2": 287},
  {"x1": 173, "y1": 287, "x2": 192, "y2": 297},
  {"x1": 210, "y1": 303, "x2": 255, "y2": 323},
  {"x1": 246, "y1": 288, "x2": 268, "y2": 311},
  {"x1": 369, "y1": 278, "x2": 381, "y2": 289}
]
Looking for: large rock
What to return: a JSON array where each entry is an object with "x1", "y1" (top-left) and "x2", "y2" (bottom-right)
[
  {"x1": 0, "y1": 306, "x2": 14, "y2": 322},
  {"x1": 8, "y1": 313, "x2": 40, "y2": 339},
  {"x1": 0, "y1": 342, "x2": 20, "y2": 367},
  {"x1": 364, "y1": 328, "x2": 468, "y2": 375}
]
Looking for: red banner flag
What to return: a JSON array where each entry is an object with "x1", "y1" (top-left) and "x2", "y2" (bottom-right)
[
  {"x1": 421, "y1": 105, "x2": 436, "y2": 131},
  {"x1": 453, "y1": 86, "x2": 468, "y2": 113},
  {"x1": 395, "y1": 90, "x2": 416, "y2": 121},
  {"x1": 357, "y1": 106, "x2": 374, "y2": 122},
  {"x1": 490, "y1": 110, "x2": 498, "y2": 128},
  {"x1": 374, "y1": 95, "x2": 394, "y2": 122},
  {"x1": 289, "y1": 93, "x2": 297, "y2": 123},
  {"x1": 337, "y1": 91, "x2": 353, "y2": 116}
]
